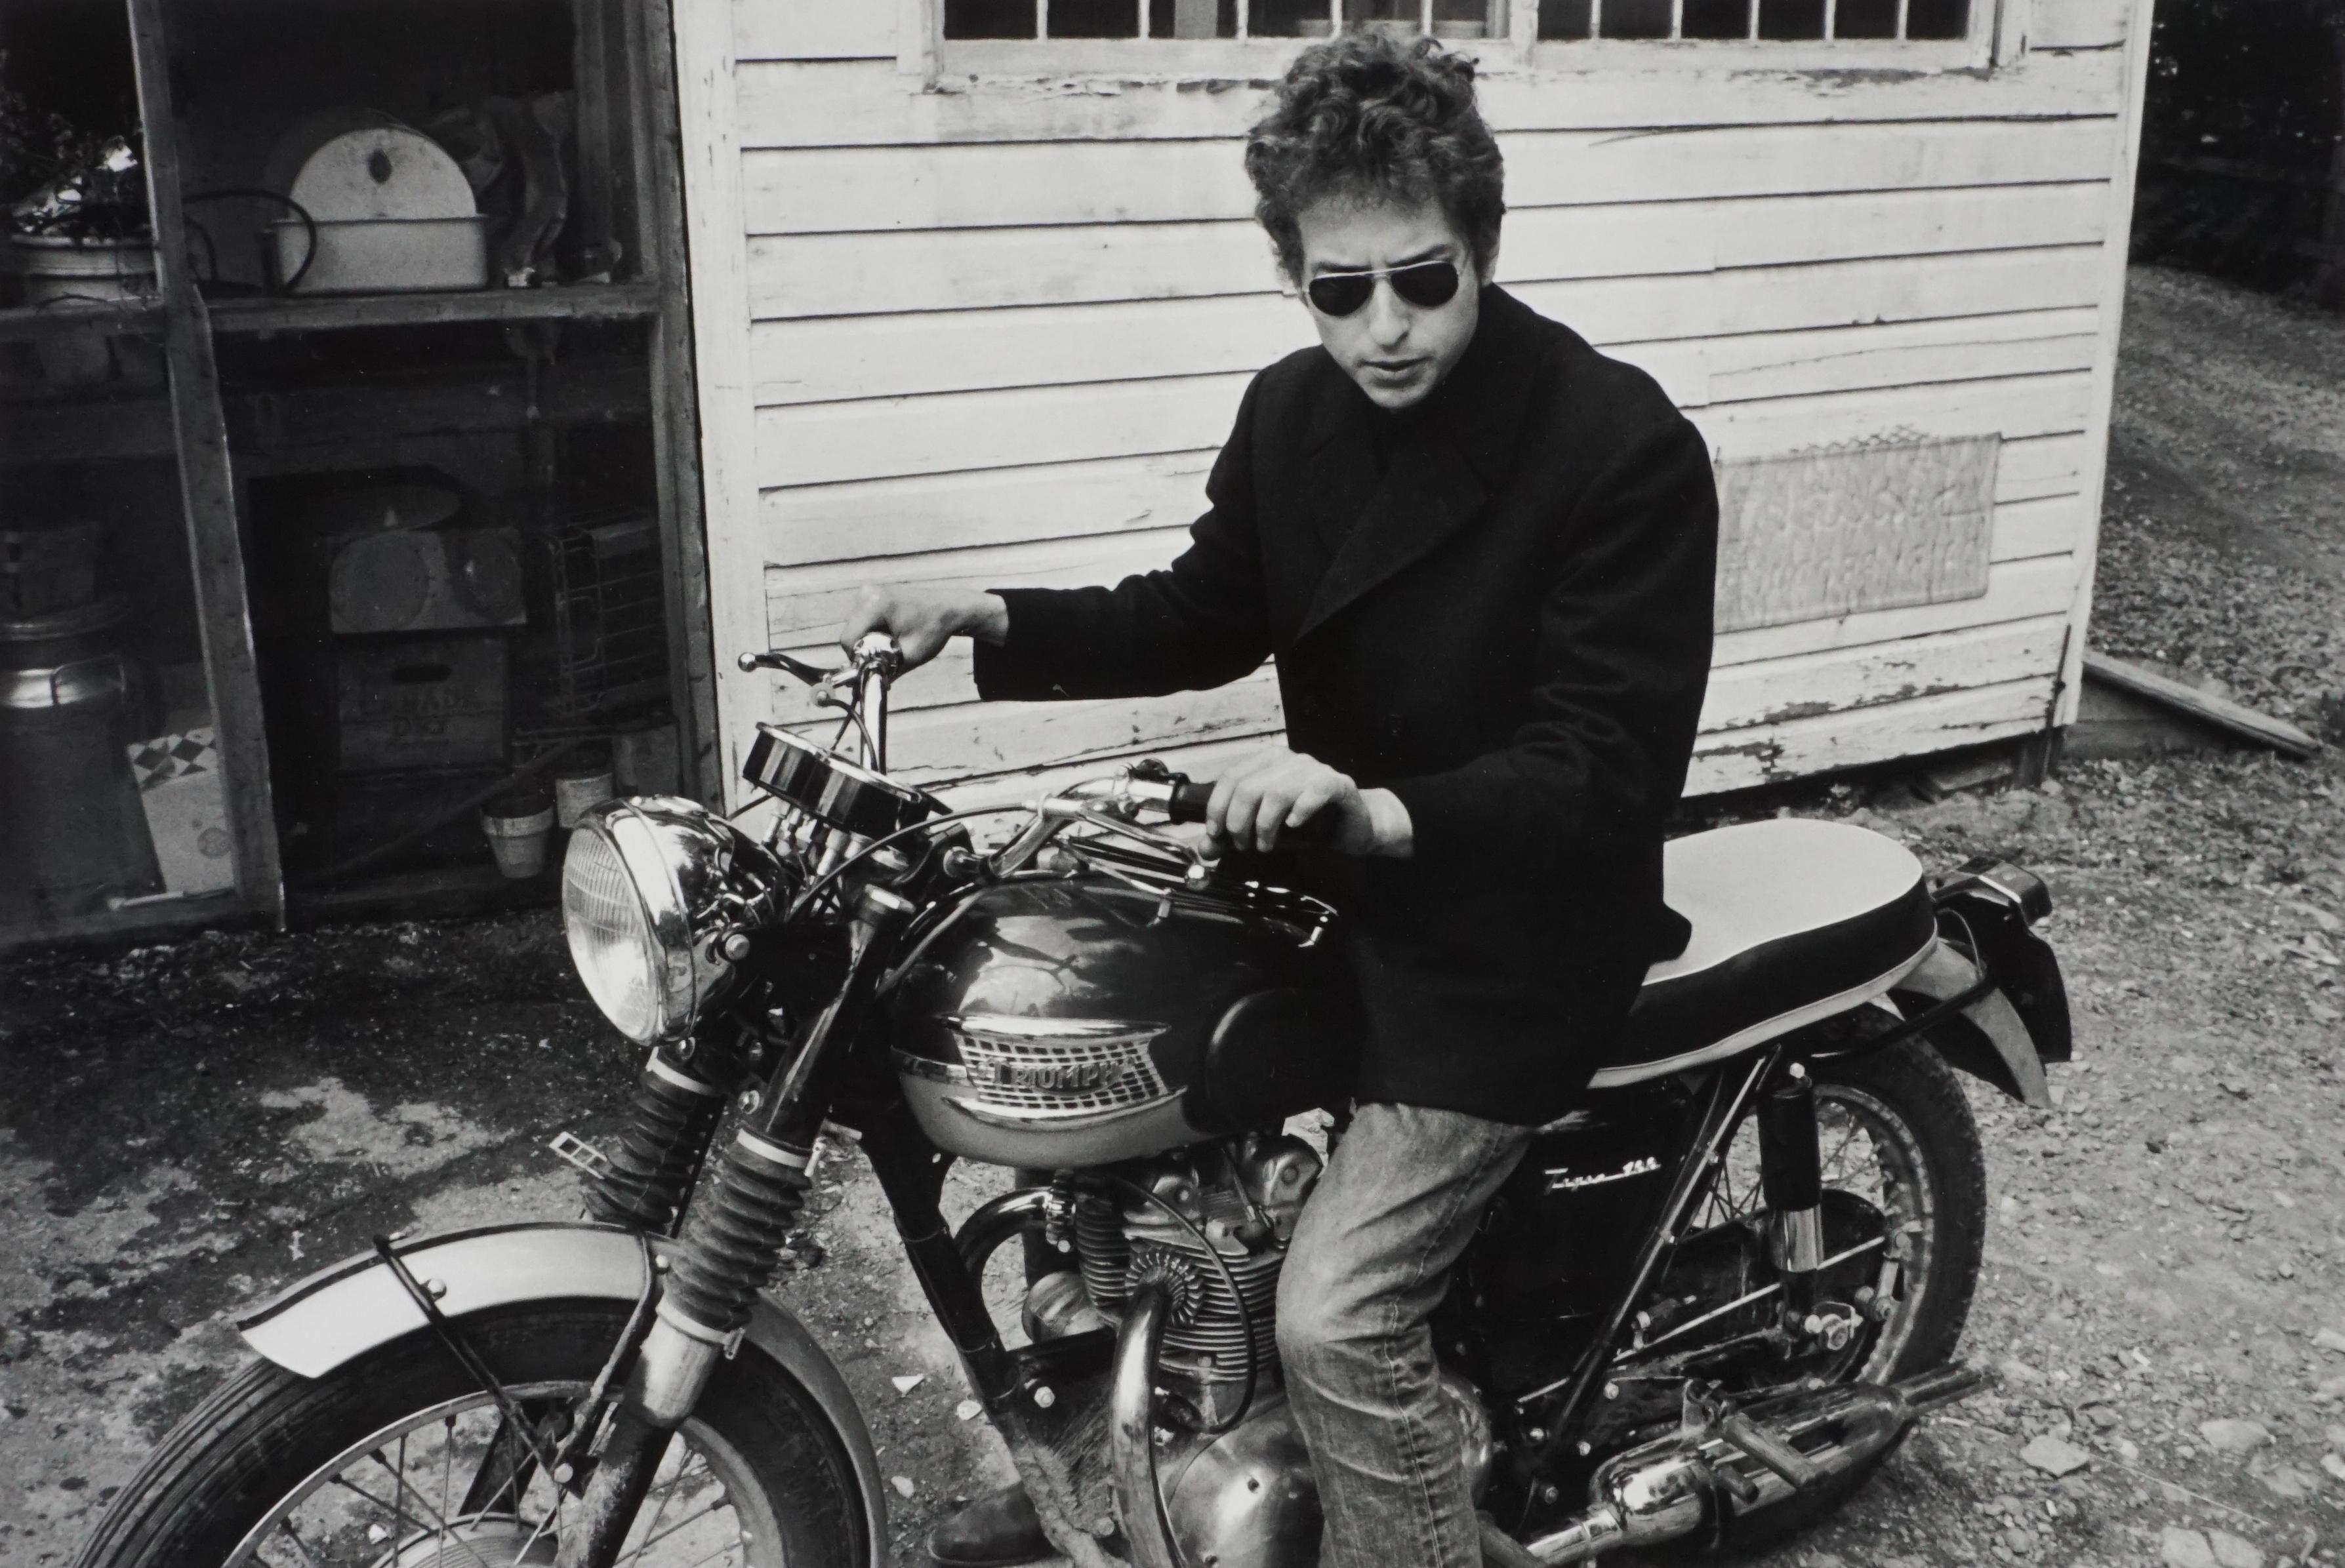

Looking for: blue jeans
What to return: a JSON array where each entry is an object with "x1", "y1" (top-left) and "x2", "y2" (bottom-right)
[{"x1": 1275, "y1": 1103, "x2": 1534, "y2": 1568}]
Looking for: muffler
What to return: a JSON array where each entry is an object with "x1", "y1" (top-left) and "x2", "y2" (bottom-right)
[{"x1": 1522, "y1": 1363, "x2": 1986, "y2": 1565}]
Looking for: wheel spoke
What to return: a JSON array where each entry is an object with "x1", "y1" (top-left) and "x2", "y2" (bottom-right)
[
  {"x1": 627, "y1": 1498, "x2": 729, "y2": 1562},
  {"x1": 274, "y1": 1519, "x2": 321, "y2": 1568}
]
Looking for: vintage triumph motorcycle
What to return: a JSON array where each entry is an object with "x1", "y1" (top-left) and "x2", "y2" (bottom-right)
[{"x1": 80, "y1": 636, "x2": 2071, "y2": 1568}]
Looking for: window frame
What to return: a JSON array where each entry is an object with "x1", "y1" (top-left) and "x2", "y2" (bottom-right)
[{"x1": 917, "y1": 0, "x2": 2009, "y2": 79}]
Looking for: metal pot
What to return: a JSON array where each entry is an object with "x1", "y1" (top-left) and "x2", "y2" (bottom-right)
[{"x1": 0, "y1": 597, "x2": 164, "y2": 925}]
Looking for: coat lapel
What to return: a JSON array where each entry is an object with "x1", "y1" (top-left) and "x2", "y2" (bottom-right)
[{"x1": 1292, "y1": 286, "x2": 1548, "y2": 645}]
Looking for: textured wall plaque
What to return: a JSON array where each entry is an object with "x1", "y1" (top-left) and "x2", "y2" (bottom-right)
[{"x1": 1713, "y1": 433, "x2": 2000, "y2": 633}]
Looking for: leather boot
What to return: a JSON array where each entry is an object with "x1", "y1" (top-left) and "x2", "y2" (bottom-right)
[{"x1": 926, "y1": 1482, "x2": 1051, "y2": 1568}]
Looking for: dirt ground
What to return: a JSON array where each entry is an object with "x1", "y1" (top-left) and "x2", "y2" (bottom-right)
[{"x1": 3, "y1": 266, "x2": 2342, "y2": 1568}]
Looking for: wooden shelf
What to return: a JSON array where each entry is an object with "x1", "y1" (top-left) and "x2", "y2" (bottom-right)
[
  {"x1": 206, "y1": 280, "x2": 661, "y2": 334},
  {"x1": 0, "y1": 355, "x2": 649, "y2": 466},
  {"x1": 0, "y1": 301, "x2": 167, "y2": 345},
  {"x1": 0, "y1": 889, "x2": 251, "y2": 957}
]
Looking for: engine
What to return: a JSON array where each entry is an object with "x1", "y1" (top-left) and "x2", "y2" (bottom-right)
[{"x1": 1040, "y1": 1133, "x2": 1324, "y2": 1421}]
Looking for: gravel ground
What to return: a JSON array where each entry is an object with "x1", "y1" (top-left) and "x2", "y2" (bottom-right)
[{"x1": 3, "y1": 265, "x2": 2342, "y2": 1568}]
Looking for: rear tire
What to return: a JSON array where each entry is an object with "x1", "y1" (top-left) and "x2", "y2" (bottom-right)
[
  {"x1": 73, "y1": 1301, "x2": 867, "y2": 1568},
  {"x1": 1681, "y1": 1034, "x2": 1988, "y2": 1557}
]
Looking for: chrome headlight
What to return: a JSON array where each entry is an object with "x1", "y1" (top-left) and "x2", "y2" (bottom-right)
[{"x1": 561, "y1": 795, "x2": 779, "y2": 1043}]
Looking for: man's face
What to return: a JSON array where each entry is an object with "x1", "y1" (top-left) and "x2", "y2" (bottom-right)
[{"x1": 1294, "y1": 194, "x2": 1482, "y2": 412}]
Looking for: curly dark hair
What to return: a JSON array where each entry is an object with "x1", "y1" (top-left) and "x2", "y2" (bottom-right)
[{"x1": 1243, "y1": 31, "x2": 1505, "y2": 285}]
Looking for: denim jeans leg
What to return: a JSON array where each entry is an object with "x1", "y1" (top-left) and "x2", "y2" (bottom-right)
[{"x1": 1274, "y1": 1102, "x2": 1533, "y2": 1568}]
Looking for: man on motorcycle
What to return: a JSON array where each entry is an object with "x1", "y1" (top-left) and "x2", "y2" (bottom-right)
[{"x1": 842, "y1": 30, "x2": 1719, "y2": 1568}]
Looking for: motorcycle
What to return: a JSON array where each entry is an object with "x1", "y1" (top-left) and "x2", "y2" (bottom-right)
[{"x1": 77, "y1": 635, "x2": 2071, "y2": 1568}]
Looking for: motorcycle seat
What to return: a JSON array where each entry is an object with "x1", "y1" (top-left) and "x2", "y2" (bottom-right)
[{"x1": 1591, "y1": 818, "x2": 1936, "y2": 1089}]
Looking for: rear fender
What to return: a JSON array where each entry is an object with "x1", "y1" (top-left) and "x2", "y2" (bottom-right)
[
  {"x1": 1891, "y1": 943, "x2": 2052, "y2": 1109},
  {"x1": 234, "y1": 1221, "x2": 887, "y2": 1568}
]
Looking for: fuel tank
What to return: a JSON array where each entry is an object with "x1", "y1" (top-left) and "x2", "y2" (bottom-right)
[{"x1": 886, "y1": 873, "x2": 1358, "y2": 1167}]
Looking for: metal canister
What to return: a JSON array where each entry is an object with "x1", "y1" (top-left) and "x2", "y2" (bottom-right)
[{"x1": 0, "y1": 598, "x2": 163, "y2": 925}]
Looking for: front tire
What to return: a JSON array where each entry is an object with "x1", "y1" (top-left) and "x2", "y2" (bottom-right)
[{"x1": 75, "y1": 1302, "x2": 867, "y2": 1568}]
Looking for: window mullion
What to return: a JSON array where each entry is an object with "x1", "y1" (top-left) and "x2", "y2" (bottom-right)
[
  {"x1": 1137, "y1": 0, "x2": 1147, "y2": 35},
  {"x1": 1745, "y1": 0, "x2": 1757, "y2": 38},
  {"x1": 1894, "y1": 0, "x2": 1908, "y2": 36},
  {"x1": 1669, "y1": 0, "x2": 1682, "y2": 38},
  {"x1": 1237, "y1": 0, "x2": 1249, "y2": 36},
  {"x1": 1822, "y1": 0, "x2": 1835, "y2": 35},
  {"x1": 1589, "y1": 0, "x2": 1602, "y2": 37},
  {"x1": 1036, "y1": 0, "x2": 1050, "y2": 36}
]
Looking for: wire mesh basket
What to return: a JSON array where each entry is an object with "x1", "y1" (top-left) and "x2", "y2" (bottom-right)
[{"x1": 529, "y1": 512, "x2": 668, "y2": 730}]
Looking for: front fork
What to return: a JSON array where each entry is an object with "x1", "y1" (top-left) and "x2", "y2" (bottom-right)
[{"x1": 556, "y1": 881, "x2": 914, "y2": 1568}]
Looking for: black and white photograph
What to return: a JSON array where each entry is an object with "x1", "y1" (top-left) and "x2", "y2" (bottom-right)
[{"x1": 0, "y1": 1, "x2": 2340, "y2": 1565}]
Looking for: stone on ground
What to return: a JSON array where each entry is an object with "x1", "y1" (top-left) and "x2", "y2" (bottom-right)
[
  {"x1": 2163, "y1": 1527, "x2": 2218, "y2": 1568},
  {"x1": 2020, "y1": 1433, "x2": 2092, "y2": 1476},
  {"x1": 2199, "y1": 1417, "x2": 2274, "y2": 1455},
  {"x1": 2207, "y1": 1528, "x2": 2265, "y2": 1568}
]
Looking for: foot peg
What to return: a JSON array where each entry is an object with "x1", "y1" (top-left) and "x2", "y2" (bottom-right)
[{"x1": 1682, "y1": 1382, "x2": 1826, "y2": 1491}]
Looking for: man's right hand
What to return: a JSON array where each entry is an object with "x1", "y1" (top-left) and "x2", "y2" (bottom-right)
[{"x1": 838, "y1": 586, "x2": 1009, "y2": 670}]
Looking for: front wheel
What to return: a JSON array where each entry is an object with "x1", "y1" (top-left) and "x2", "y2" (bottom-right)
[{"x1": 74, "y1": 1302, "x2": 867, "y2": 1568}]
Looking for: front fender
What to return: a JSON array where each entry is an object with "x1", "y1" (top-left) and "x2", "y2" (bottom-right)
[
  {"x1": 234, "y1": 1220, "x2": 888, "y2": 1568},
  {"x1": 1892, "y1": 942, "x2": 2052, "y2": 1109}
]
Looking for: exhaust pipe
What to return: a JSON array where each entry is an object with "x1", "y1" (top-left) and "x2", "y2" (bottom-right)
[{"x1": 1522, "y1": 1363, "x2": 1987, "y2": 1565}]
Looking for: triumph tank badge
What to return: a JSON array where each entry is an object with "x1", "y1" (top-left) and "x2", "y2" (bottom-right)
[{"x1": 1544, "y1": 1155, "x2": 1660, "y2": 1194}]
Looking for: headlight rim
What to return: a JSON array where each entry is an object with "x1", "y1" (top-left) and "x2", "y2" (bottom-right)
[{"x1": 565, "y1": 796, "x2": 750, "y2": 1044}]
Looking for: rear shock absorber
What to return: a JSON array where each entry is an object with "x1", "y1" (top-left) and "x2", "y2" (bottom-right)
[
  {"x1": 1757, "y1": 1062, "x2": 1825, "y2": 1327},
  {"x1": 582, "y1": 1053, "x2": 728, "y2": 1234}
]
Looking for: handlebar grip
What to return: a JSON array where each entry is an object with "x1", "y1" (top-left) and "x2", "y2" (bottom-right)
[
  {"x1": 1167, "y1": 778, "x2": 1215, "y2": 824},
  {"x1": 1164, "y1": 777, "x2": 1336, "y2": 845}
]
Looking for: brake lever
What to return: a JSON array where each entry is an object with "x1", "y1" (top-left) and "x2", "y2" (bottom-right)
[{"x1": 737, "y1": 650, "x2": 841, "y2": 685}]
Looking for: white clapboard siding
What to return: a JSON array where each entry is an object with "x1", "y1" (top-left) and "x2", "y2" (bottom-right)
[
  {"x1": 746, "y1": 184, "x2": 2108, "y2": 318},
  {"x1": 1697, "y1": 614, "x2": 2069, "y2": 731},
  {"x1": 754, "y1": 285, "x2": 2096, "y2": 409},
  {"x1": 695, "y1": 0, "x2": 2151, "y2": 800},
  {"x1": 733, "y1": 46, "x2": 2127, "y2": 148},
  {"x1": 754, "y1": 515, "x2": 2083, "y2": 727},
  {"x1": 756, "y1": 357, "x2": 2093, "y2": 491},
  {"x1": 2030, "y1": 0, "x2": 2134, "y2": 50},
  {"x1": 743, "y1": 119, "x2": 2116, "y2": 235},
  {"x1": 754, "y1": 614, "x2": 2069, "y2": 796},
  {"x1": 756, "y1": 429, "x2": 2088, "y2": 568},
  {"x1": 1689, "y1": 677, "x2": 2056, "y2": 792},
  {"x1": 733, "y1": 0, "x2": 895, "y2": 60},
  {"x1": 751, "y1": 246, "x2": 2107, "y2": 405}
]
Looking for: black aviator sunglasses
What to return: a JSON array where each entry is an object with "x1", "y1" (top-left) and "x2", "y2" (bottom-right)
[{"x1": 1303, "y1": 258, "x2": 1463, "y2": 317}]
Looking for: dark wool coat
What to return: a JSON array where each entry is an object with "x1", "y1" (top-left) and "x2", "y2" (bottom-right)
[{"x1": 975, "y1": 285, "x2": 1719, "y2": 1126}]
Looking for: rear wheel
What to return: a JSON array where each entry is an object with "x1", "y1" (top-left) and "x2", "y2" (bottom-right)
[
  {"x1": 73, "y1": 1302, "x2": 866, "y2": 1568},
  {"x1": 1672, "y1": 1034, "x2": 1988, "y2": 1553}
]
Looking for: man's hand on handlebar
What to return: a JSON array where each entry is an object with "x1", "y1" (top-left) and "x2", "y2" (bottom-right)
[
  {"x1": 839, "y1": 586, "x2": 1009, "y2": 670},
  {"x1": 1195, "y1": 746, "x2": 1412, "y2": 858}
]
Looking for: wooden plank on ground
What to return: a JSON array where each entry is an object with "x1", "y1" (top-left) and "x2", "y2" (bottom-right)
[
  {"x1": 745, "y1": 184, "x2": 2107, "y2": 317},
  {"x1": 733, "y1": 0, "x2": 897, "y2": 59},
  {"x1": 1688, "y1": 677, "x2": 2056, "y2": 792},
  {"x1": 742, "y1": 119, "x2": 2117, "y2": 235},
  {"x1": 731, "y1": 47, "x2": 2126, "y2": 148},
  {"x1": 2081, "y1": 651, "x2": 2322, "y2": 758}
]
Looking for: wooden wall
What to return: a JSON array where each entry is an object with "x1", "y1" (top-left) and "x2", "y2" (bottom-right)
[{"x1": 678, "y1": 0, "x2": 2154, "y2": 810}]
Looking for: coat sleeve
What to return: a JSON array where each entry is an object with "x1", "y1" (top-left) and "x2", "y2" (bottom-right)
[
  {"x1": 1380, "y1": 412, "x2": 1717, "y2": 877},
  {"x1": 972, "y1": 376, "x2": 1274, "y2": 702}
]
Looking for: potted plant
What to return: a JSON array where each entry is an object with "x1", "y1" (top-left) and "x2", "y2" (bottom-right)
[{"x1": 3, "y1": 54, "x2": 159, "y2": 385}]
